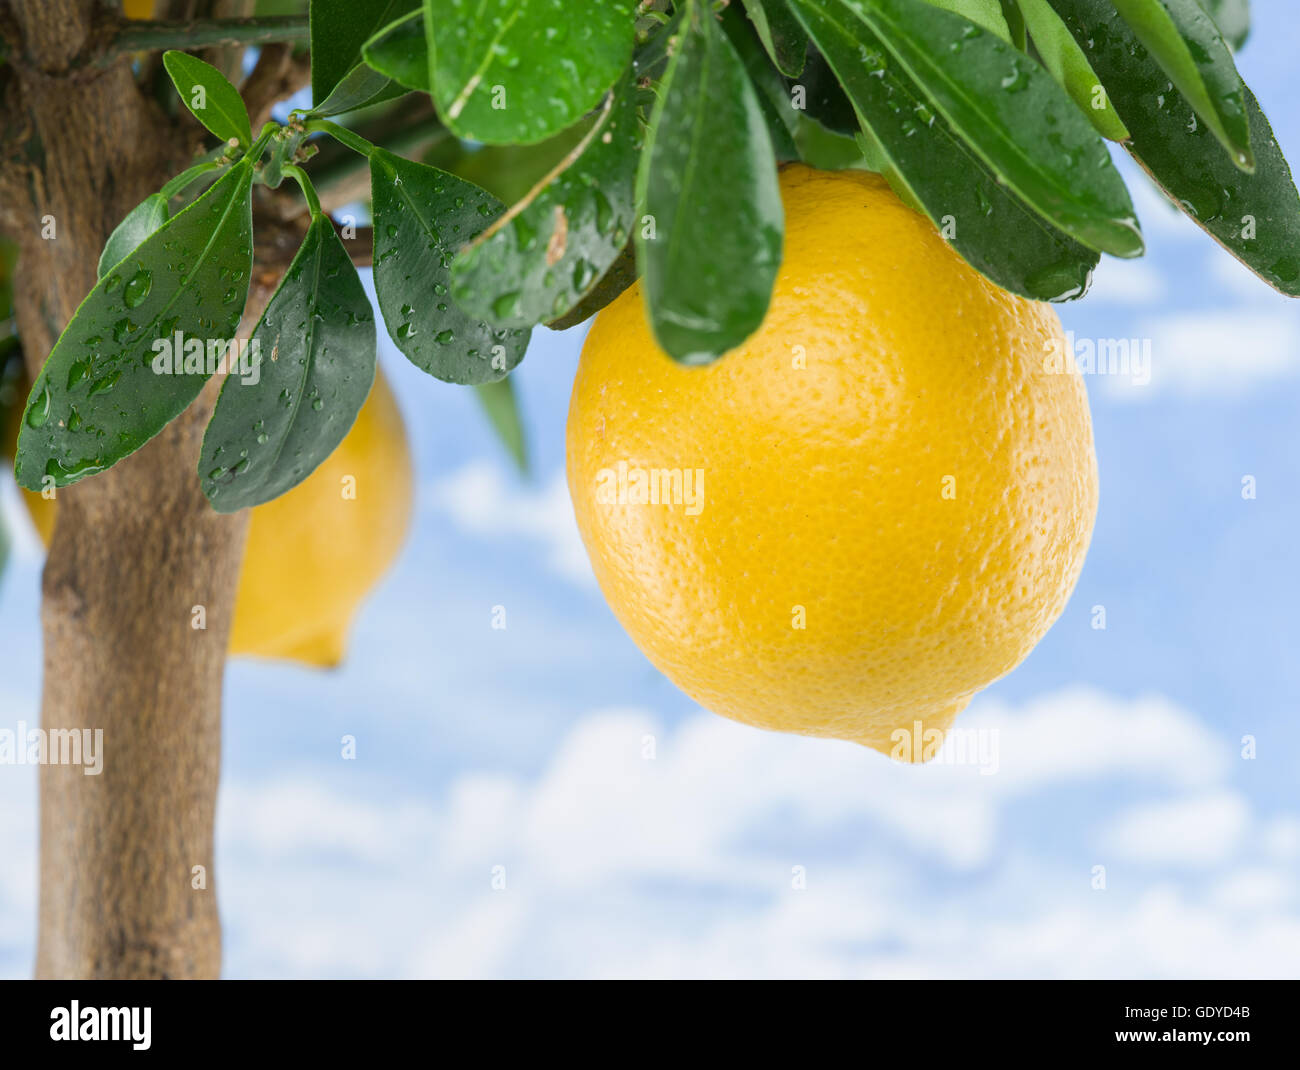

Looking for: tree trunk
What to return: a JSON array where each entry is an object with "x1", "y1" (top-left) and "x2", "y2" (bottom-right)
[{"x1": 0, "y1": 0, "x2": 260, "y2": 978}]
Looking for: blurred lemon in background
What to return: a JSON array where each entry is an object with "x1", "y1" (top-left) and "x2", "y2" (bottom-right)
[{"x1": 6, "y1": 370, "x2": 413, "y2": 668}]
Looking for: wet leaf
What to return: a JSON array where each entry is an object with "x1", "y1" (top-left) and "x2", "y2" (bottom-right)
[
  {"x1": 1001, "y1": 0, "x2": 1028, "y2": 48},
  {"x1": 1197, "y1": 0, "x2": 1249, "y2": 51},
  {"x1": 724, "y1": 6, "x2": 801, "y2": 160},
  {"x1": 545, "y1": 239, "x2": 638, "y2": 330},
  {"x1": 98, "y1": 194, "x2": 169, "y2": 279},
  {"x1": 1110, "y1": 0, "x2": 1252, "y2": 170},
  {"x1": 838, "y1": 0, "x2": 1143, "y2": 257},
  {"x1": 922, "y1": 0, "x2": 1012, "y2": 41},
  {"x1": 200, "y1": 214, "x2": 376, "y2": 512},
  {"x1": 421, "y1": 0, "x2": 637, "y2": 144},
  {"x1": 473, "y1": 377, "x2": 527, "y2": 474},
  {"x1": 1018, "y1": 0, "x2": 1130, "y2": 141},
  {"x1": 362, "y1": 8, "x2": 429, "y2": 91},
  {"x1": 638, "y1": 0, "x2": 783, "y2": 363},
  {"x1": 741, "y1": 0, "x2": 810, "y2": 76},
  {"x1": 370, "y1": 148, "x2": 532, "y2": 383},
  {"x1": 1051, "y1": 0, "x2": 1300, "y2": 295},
  {"x1": 163, "y1": 51, "x2": 252, "y2": 147},
  {"x1": 792, "y1": 47, "x2": 860, "y2": 135},
  {"x1": 451, "y1": 78, "x2": 642, "y2": 329},
  {"x1": 307, "y1": 60, "x2": 409, "y2": 117},
  {"x1": 792, "y1": 0, "x2": 1099, "y2": 301},
  {"x1": 310, "y1": 0, "x2": 418, "y2": 106},
  {"x1": 15, "y1": 163, "x2": 255, "y2": 490}
]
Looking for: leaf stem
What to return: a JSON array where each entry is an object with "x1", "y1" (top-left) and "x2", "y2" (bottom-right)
[
  {"x1": 303, "y1": 119, "x2": 377, "y2": 158},
  {"x1": 159, "y1": 161, "x2": 224, "y2": 201},
  {"x1": 102, "y1": 16, "x2": 310, "y2": 63},
  {"x1": 282, "y1": 165, "x2": 322, "y2": 217},
  {"x1": 247, "y1": 122, "x2": 280, "y2": 161}
]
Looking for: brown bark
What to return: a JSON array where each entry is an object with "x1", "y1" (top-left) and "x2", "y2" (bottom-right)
[{"x1": 0, "y1": 0, "x2": 290, "y2": 978}]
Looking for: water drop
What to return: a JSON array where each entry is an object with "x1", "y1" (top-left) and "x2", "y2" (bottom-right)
[
  {"x1": 88, "y1": 371, "x2": 121, "y2": 397},
  {"x1": 492, "y1": 291, "x2": 521, "y2": 320},
  {"x1": 122, "y1": 269, "x2": 152, "y2": 308},
  {"x1": 572, "y1": 260, "x2": 596, "y2": 290},
  {"x1": 26, "y1": 385, "x2": 52, "y2": 428}
]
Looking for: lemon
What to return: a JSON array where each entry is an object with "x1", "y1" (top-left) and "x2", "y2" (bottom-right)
[
  {"x1": 229, "y1": 369, "x2": 413, "y2": 665},
  {"x1": 566, "y1": 164, "x2": 1098, "y2": 759},
  {"x1": 9, "y1": 370, "x2": 413, "y2": 668}
]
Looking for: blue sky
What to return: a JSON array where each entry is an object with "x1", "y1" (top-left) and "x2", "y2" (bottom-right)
[{"x1": 2, "y1": 1, "x2": 1299, "y2": 978}]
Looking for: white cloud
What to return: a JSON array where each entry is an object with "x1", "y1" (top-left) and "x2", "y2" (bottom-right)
[
  {"x1": 203, "y1": 688, "x2": 1297, "y2": 978},
  {"x1": 1102, "y1": 307, "x2": 1300, "y2": 401},
  {"x1": 6, "y1": 686, "x2": 1296, "y2": 979},
  {"x1": 1099, "y1": 791, "x2": 1251, "y2": 867},
  {"x1": 423, "y1": 460, "x2": 594, "y2": 585},
  {"x1": 1086, "y1": 257, "x2": 1167, "y2": 306}
]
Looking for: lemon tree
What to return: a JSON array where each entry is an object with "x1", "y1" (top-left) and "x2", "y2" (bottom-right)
[
  {"x1": 11, "y1": 1, "x2": 1295, "y2": 501},
  {"x1": 0, "y1": 0, "x2": 1293, "y2": 980}
]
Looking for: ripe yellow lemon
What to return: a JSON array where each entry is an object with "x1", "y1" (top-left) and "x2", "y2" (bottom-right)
[
  {"x1": 228, "y1": 369, "x2": 413, "y2": 665},
  {"x1": 10, "y1": 370, "x2": 412, "y2": 668},
  {"x1": 566, "y1": 164, "x2": 1098, "y2": 759}
]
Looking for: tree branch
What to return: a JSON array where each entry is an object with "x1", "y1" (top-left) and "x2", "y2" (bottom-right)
[{"x1": 99, "y1": 15, "x2": 309, "y2": 64}]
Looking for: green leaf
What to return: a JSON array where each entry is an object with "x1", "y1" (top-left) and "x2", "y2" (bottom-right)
[
  {"x1": 1050, "y1": 0, "x2": 1300, "y2": 294},
  {"x1": 1110, "y1": 0, "x2": 1252, "y2": 170},
  {"x1": 162, "y1": 51, "x2": 253, "y2": 147},
  {"x1": 796, "y1": 114, "x2": 870, "y2": 169},
  {"x1": 1018, "y1": 0, "x2": 1130, "y2": 141},
  {"x1": 15, "y1": 163, "x2": 255, "y2": 490},
  {"x1": 422, "y1": 0, "x2": 637, "y2": 144},
  {"x1": 451, "y1": 79, "x2": 642, "y2": 329},
  {"x1": 310, "y1": 0, "x2": 418, "y2": 105},
  {"x1": 741, "y1": 0, "x2": 810, "y2": 76},
  {"x1": 792, "y1": 0, "x2": 1099, "y2": 300},
  {"x1": 199, "y1": 214, "x2": 376, "y2": 513},
  {"x1": 307, "y1": 60, "x2": 409, "y2": 117},
  {"x1": 637, "y1": 1, "x2": 784, "y2": 364},
  {"x1": 370, "y1": 148, "x2": 532, "y2": 384},
  {"x1": 1001, "y1": 0, "x2": 1027, "y2": 48},
  {"x1": 545, "y1": 239, "x2": 638, "y2": 330},
  {"x1": 793, "y1": 47, "x2": 860, "y2": 135},
  {"x1": 1197, "y1": 0, "x2": 1249, "y2": 51},
  {"x1": 98, "y1": 194, "x2": 169, "y2": 280},
  {"x1": 724, "y1": 6, "x2": 802, "y2": 160},
  {"x1": 362, "y1": 9, "x2": 429, "y2": 91},
  {"x1": 473, "y1": 378, "x2": 527, "y2": 474},
  {"x1": 842, "y1": 0, "x2": 1143, "y2": 257},
  {"x1": 922, "y1": 0, "x2": 1012, "y2": 41}
]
